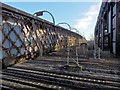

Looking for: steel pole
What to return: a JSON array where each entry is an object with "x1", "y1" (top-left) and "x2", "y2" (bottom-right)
[{"x1": 34, "y1": 10, "x2": 55, "y2": 25}]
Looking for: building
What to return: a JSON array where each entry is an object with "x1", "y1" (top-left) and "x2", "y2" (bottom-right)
[{"x1": 94, "y1": 0, "x2": 120, "y2": 57}]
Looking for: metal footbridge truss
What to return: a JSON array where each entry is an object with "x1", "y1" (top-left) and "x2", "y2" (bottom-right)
[{"x1": 0, "y1": 3, "x2": 85, "y2": 67}]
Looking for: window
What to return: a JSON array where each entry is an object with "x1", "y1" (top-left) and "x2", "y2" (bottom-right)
[
  {"x1": 112, "y1": 16, "x2": 116, "y2": 29},
  {"x1": 108, "y1": 10, "x2": 111, "y2": 33},
  {"x1": 113, "y1": 4, "x2": 116, "y2": 16},
  {"x1": 113, "y1": 29, "x2": 116, "y2": 41}
]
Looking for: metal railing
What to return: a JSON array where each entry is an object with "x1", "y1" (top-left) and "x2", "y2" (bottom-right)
[{"x1": 1, "y1": 3, "x2": 84, "y2": 67}]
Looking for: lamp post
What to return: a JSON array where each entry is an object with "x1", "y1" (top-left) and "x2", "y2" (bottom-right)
[
  {"x1": 57, "y1": 22, "x2": 71, "y2": 66},
  {"x1": 34, "y1": 10, "x2": 55, "y2": 53},
  {"x1": 71, "y1": 27, "x2": 79, "y2": 34},
  {"x1": 71, "y1": 27, "x2": 83, "y2": 36},
  {"x1": 34, "y1": 10, "x2": 55, "y2": 25},
  {"x1": 57, "y1": 22, "x2": 71, "y2": 31}
]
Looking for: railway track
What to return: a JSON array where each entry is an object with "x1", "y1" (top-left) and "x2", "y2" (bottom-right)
[
  {"x1": 1, "y1": 79, "x2": 39, "y2": 90},
  {"x1": 16, "y1": 58, "x2": 120, "y2": 75},
  {"x1": 1, "y1": 66, "x2": 120, "y2": 90},
  {"x1": 7, "y1": 66, "x2": 120, "y2": 82},
  {"x1": 1, "y1": 56, "x2": 119, "y2": 90}
]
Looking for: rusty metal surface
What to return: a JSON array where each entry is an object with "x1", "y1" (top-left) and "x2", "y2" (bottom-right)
[{"x1": 1, "y1": 3, "x2": 84, "y2": 62}]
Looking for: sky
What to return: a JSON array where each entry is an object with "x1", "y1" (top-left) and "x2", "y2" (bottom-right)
[{"x1": 2, "y1": 1, "x2": 102, "y2": 40}]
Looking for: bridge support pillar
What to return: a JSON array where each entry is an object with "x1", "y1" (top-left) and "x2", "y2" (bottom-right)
[
  {"x1": 0, "y1": 2, "x2": 2, "y2": 86},
  {"x1": 0, "y1": 3, "x2": 2, "y2": 61}
]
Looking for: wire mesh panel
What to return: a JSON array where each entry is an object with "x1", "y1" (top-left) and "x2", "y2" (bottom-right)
[{"x1": 1, "y1": 9, "x2": 58, "y2": 61}]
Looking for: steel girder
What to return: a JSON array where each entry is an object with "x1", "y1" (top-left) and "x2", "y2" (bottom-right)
[{"x1": 1, "y1": 3, "x2": 84, "y2": 65}]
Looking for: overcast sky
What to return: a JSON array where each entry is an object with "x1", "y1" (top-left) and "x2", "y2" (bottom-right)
[{"x1": 2, "y1": 1, "x2": 102, "y2": 40}]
